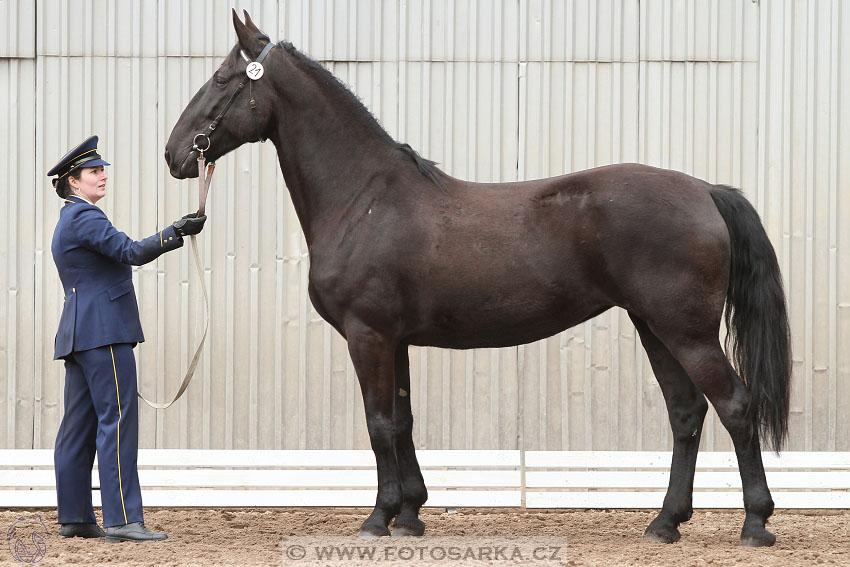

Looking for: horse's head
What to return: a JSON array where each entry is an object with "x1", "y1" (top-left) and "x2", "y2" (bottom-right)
[{"x1": 164, "y1": 9, "x2": 279, "y2": 179}]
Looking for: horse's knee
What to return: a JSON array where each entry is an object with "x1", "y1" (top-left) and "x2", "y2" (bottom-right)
[{"x1": 365, "y1": 414, "x2": 395, "y2": 453}]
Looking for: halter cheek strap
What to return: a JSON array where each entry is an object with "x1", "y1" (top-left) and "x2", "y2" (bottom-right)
[{"x1": 245, "y1": 43, "x2": 276, "y2": 143}]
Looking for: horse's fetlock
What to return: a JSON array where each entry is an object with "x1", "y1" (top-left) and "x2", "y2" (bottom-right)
[
  {"x1": 660, "y1": 504, "x2": 692, "y2": 526},
  {"x1": 403, "y1": 483, "x2": 428, "y2": 508},
  {"x1": 676, "y1": 507, "x2": 694, "y2": 524},
  {"x1": 744, "y1": 493, "x2": 774, "y2": 520},
  {"x1": 376, "y1": 496, "x2": 402, "y2": 518}
]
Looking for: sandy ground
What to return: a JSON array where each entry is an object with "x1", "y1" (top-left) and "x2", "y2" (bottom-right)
[{"x1": 1, "y1": 507, "x2": 848, "y2": 566}]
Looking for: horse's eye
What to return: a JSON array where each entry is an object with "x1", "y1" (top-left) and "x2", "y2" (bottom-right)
[{"x1": 213, "y1": 74, "x2": 227, "y2": 86}]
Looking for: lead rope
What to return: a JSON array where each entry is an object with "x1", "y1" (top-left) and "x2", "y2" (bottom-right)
[
  {"x1": 137, "y1": 42, "x2": 275, "y2": 408},
  {"x1": 138, "y1": 148, "x2": 214, "y2": 409}
]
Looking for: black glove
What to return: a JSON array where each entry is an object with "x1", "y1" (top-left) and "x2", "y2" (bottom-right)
[{"x1": 172, "y1": 212, "x2": 207, "y2": 237}]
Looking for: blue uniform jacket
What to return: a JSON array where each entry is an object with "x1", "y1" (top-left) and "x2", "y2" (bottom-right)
[{"x1": 52, "y1": 195, "x2": 184, "y2": 359}]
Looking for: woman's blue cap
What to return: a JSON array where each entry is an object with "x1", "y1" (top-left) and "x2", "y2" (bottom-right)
[{"x1": 47, "y1": 135, "x2": 111, "y2": 181}]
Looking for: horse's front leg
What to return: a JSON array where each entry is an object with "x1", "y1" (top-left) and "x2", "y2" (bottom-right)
[
  {"x1": 347, "y1": 323, "x2": 402, "y2": 538},
  {"x1": 390, "y1": 344, "x2": 427, "y2": 537}
]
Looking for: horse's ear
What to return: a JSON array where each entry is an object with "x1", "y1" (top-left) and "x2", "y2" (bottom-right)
[
  {"x1": 243, "y1": 10, "x2": 262, "y2": 34},
  {"x1": 232, "y1": 8, "x2": 262, "y2": 57}
]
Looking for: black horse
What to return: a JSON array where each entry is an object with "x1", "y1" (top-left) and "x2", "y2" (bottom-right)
[{"x1": 165, "y1": 10, "x2": 791, "y2": 547}]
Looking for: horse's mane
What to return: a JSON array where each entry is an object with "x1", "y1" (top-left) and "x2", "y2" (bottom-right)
[{"x1": 278, "y1": 41, "x2": 446, "y2": 190}]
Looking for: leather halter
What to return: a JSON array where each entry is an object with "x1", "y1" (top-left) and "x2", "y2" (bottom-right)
[{"x1": 191, "y1": 41, "x2": 277, "y2": 160}]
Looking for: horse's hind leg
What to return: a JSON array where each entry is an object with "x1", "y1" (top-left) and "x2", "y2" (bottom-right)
[
  {"x1": 631, "y1": 315, "x2": 708, "y2": 544},
  {"x1": 661, "y1": 333, "x2": 776, "y2": 546},
  {"x1": 390, "y1": 345, "x2": 428, "y2": 537},
  {"x1": 346, "y1": 323, "x2": 403, "y2": 538}
]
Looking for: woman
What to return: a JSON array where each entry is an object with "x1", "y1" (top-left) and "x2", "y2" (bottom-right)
[{"x1": 48, "y1": 136, "x2": 205, "y2": 542}]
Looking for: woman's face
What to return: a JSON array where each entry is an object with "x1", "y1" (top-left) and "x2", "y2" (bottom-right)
[{"x1": 69, "y1": 166, "x2": 108, "y2": 204}]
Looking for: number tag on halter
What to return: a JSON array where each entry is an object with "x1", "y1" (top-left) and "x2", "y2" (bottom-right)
[{"x1": 246, "y1": 62, "x2": 264, "y2": 80}]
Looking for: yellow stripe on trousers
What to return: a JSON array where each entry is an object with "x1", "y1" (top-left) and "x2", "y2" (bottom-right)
[{"x1": 109, "y1": 346, "x2": 129, "y2": 524}]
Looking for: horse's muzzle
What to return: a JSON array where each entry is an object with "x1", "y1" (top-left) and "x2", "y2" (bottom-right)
[{"x1": 164, "y1": 147, "x2": 200, "y2": 180}]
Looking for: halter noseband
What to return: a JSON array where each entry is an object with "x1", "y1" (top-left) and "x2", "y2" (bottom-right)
[{"x1": 192, "y1": 41, "x2": 277, "y2": 156}]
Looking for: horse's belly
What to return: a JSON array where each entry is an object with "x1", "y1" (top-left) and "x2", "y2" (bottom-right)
[{"x1": 408, "y1": 301, "x2": 610, "y2": 350}]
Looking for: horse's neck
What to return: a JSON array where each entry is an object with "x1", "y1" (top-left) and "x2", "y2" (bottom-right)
[{"x1": 269, "y1": 58, "x2": 398, "y2": 245}]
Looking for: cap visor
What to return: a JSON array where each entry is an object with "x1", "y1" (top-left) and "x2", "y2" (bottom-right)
[{"x1": 83, "y1": 158, "x2": 110, "y2": 168}]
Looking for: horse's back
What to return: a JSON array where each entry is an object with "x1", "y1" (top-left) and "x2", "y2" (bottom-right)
[
  {"x1": 442, "y1": 163, "x2": 729, "y2": 260},
  {"x1": 391, "y1": 163, "x2": 732, "y2": 348},
  {"x1": 449, "y1": 163, "x2": 717, "y2": 204}
]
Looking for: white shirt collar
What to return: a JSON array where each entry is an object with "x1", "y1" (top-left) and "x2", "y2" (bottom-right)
[{"x1": 70, "y1": 193, "x2": 95, "y2": 205}]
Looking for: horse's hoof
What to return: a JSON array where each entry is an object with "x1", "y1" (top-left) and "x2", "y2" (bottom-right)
[
  {"x1": 358, "y1": 522, "x2": 391, "y2": 539},
  {"x1": 644, "y1": 527, "x2": 680, "y2": 544},
  {"x1": 391, "y1": 520, "x2": 425, "y2": 538},
  {"x1": 740, "y1": 531, "x2": 776, "y2": 547}
]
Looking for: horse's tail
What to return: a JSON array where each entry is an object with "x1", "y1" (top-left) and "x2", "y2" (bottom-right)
[{"x1": 709, "y1": 185, "x2": 792, "y2": 452}]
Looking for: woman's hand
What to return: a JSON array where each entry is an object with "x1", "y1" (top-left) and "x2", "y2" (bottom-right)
[{"x1": 172, "y1": 212, "x2": 207, "y2": 237}]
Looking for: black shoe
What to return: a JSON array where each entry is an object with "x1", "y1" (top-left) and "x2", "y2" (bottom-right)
[
  {"x1": 59, "y1": 523, "x2": 105, "y2": 538},
  {"x1": 105, "y1": 522, "x2": 168, "y2": 543}
]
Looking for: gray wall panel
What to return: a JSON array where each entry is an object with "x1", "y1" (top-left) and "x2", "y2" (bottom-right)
[
  {"x1": 2, "y1": 1, "x2": 848, "y2": 454},
  {"x1": 2, "y1": 0, "x2": 35, "y2": 57}
]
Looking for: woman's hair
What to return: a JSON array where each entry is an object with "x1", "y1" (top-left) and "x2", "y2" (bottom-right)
[{"x1": 53, "y1": 167, "x2": 83, "y2": 199}]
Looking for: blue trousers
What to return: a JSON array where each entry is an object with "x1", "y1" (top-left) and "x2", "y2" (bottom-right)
[{"x1": 54, "y1": 343, "x2": 143, "y2": 527}]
